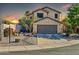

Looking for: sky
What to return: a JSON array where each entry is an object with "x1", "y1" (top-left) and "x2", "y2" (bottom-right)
[{"x1": 0, "y1": 3, "x2": 72, "y2": 19}]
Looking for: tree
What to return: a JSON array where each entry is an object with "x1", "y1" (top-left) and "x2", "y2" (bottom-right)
[
  {"x1": 63, "y1": 17, "x2": 73, "y2": 33},
  {"x1": 64, "y1": 4, "x2": 79, "y2": 33},
  {"x1": 19, "y1": 17, "x2": 27, "y2": 28},
  {"x1": 19, "y1": 18, "x2": 33, "y2": 33},
  {"x1": 19, "y1": 17, "x2": 28, "y2": 32},
  {"x1": 24, "y1": 11, "x2": 30, "y2": 16},
  {"x1": 19, "y1": 15, "x2": 33, "y2": 33},
  {"x1": 25, "y1": 19, "x2": 33, "y2": 32}
]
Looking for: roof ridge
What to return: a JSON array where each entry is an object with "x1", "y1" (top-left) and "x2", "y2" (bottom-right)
[
  {"x1": 27, "y1": 6, "x2": 61, "y2": 16},
  {"x1": 41, "y1": 6, "x2": 61, "y2": 13}
]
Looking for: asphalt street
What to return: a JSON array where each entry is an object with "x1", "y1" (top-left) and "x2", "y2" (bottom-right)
[{"x1": 0, "y1": 44, "x2": 79, "y2": 55}]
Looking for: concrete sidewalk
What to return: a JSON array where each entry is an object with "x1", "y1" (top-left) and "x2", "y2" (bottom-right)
[{"x1": 0, "y1": 38, "x2": 79, "y2": 52}]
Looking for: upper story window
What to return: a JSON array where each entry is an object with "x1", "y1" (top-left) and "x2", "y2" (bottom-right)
[
  {"x1": 30, "y1": 16, "x2": 32, "y2": 19},
  {"x1": 55, "y1": 13, "x2": 58, "y2": 19},
  {"x1": 37, "y1": 13, "x2": 43, "y2": 18}
]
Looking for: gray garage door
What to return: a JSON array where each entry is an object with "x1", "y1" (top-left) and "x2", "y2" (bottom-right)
[{"x1": 37, "y1": 25, "x2": 57, "y2": 34}]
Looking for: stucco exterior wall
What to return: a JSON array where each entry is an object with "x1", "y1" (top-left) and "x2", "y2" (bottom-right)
[
  {"x1": 33, "y1": 18, "x2": 62, "y2": 34},
  {"x1": 43, "y1": 8, "x2": 61, "y2": 20},
  {"x1": 31, "y1": 7, "x2": 62, "y2": 34},
  {"x1": 58, "y1": 24, "x2": 63, "y2": 33},
  {"x1": 3, "y1": 24, "x2": 16, "y2": 30}
]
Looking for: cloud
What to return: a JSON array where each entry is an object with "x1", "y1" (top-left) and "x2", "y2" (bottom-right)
[{"x1": 62, "y1": 4, "x2": 72, "y2": 10}]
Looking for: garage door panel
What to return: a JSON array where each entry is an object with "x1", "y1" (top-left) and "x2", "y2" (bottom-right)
[{"x1": 37, "y1": 25, "x2": 57, "y2": 34}]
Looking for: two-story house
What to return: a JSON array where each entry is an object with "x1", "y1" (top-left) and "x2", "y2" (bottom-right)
[{"x1": 26, "y1": 7, "x2": 64, "y2": 34}]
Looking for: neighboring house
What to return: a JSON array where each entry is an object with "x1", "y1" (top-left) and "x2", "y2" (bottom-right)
[
  {"x1": 0, "y1": 18, "x2": 3, "y2": 41},
  {"x1": 26, "y1": 7, "x2": 64, "y2": 34},
  {"x1": 0, "y1": 17, "x2": 17, "y2": 43}
]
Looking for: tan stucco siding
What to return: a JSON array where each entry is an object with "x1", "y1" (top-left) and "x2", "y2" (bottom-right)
[
  {"x1": 33, "y1": 8, "x2": 61, "y2": 22},
  {"x1": 32, "y1": 8, "x2": 62, "y2": 34},
  {"x1": 58, "y1": 24, "x2": 63, "y2": 33},
  {"x1": 33, "y1": 18, "x2": 62, "y2": 33},
  {"x1": 48, "y1": 11, "x2": 60, "y2": 21},
  {"x1": 43, "y1": 8, "x2": 60, "y2": 20}
]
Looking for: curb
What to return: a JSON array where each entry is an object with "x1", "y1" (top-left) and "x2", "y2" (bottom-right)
[{"x1": 0, "y1": 41, "x2": 79, "y2": 52}]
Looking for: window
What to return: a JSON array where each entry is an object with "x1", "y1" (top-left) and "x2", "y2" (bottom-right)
[
  {"x1": 37, "y1": 13, "x2": 43, "y2": 18},
  {"x1": 55, "y1": 13, "x2": 58, "y2": 18},
  {"x1": 30, "y1": 16, "x2": 32, "y2": 19}
]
